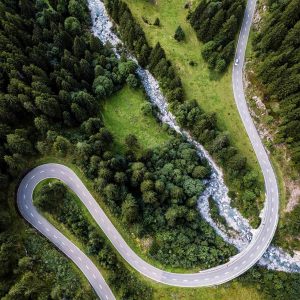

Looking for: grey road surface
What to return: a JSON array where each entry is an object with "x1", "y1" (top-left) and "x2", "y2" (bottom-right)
[{"x1": 17, "y1": 0, "x2": 279, "y2": 299}]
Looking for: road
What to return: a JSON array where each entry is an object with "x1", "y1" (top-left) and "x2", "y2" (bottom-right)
[{"x1": 17, "y1": 0, "x2": 279, "y2": 299}]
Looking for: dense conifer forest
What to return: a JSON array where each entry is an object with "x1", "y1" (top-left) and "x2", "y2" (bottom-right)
[
  {"x1": 252, "y1": 0, "x2": 300, "y2": 169},
  {"x1": 189, "y1": 0, "x2": 245, "y2": 72}
]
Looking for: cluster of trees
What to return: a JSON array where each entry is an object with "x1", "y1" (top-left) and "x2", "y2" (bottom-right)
[
  {"x1": 275, "y1": 201, "x2": 300, "y2": 251},
  {"x1": 0, "y1": 0, "x2": 138, "y2": 297},
  {"x1": 189, "y1": 0, "x2": 245, "y2": 72},
  {"x1": 241, "y1": 266, "x2": 300, "y2": 300},
  {"x1": 35, "y1": 181, "x2": 152, "y2": 299},
  {"x1": 174, "y1": 100, "x2": 262, "y2": 227},
  {"x1": 53, "y1": 121, "x2": 235, "y2": 268},
  {"x1": 106, "y1": 0, "x2": 184, "y2": 103},
  {"x1": 252, "y1": 0, "x2": 300, "y2": 168}
]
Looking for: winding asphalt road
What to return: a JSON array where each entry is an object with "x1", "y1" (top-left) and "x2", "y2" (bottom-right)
[{"x1": 17, "y1": 0, "x2": 279, "y2": 299}]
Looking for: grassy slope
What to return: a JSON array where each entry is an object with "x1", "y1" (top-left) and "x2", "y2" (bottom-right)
[
  {"x1": 102, "y1": 85, "x2": 170, "y2": 150},
  {"x1": 123, "y1": 0, "x2": 263, "y2": 183},
  {"x1": 33, "y1": 179, "x2": 263, "y2": 300}
]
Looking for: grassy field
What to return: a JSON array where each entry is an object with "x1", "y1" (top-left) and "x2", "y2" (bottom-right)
[
  {"x1": 102, "y1": 85, "x2": 170, "y2": 151},
  {"x1": 33, "y1": 178, "x2": 263, "y2": 300},
  {"x1": 122, "y1": 0, "x2": 262, "y2": 179}
]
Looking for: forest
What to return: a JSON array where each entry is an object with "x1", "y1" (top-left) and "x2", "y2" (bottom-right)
[
  {"x1": 189, "y1": 0, "x2": 245, "y2": 72},
  {"x1": 252, "y1": 0, "x2": 300, "y2": 169},
  {"x1": 0, "y1": 0, "x2": 234, "y2": 297},
  {"x1": 1, "y1": 0, "x2": 300, "y2": 298}
]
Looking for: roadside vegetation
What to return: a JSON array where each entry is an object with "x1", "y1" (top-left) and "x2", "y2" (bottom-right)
[
  {"x1": 252, "y1": 0, "x2": 300, "y2": 169},
  {"x1": 189, "y1": 0, "x2": 245, "y2": 72},
  {"x1": 34, "y1": 179, "x2": 152, "y2": 299},
  {"x1": 244, "y1": 0, "x2": 300, "y2": 251}
]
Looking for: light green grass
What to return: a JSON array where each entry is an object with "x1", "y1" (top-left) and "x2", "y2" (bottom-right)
[
  {"x1": 102, "y1": 85, "x2": 170, "y2": 150},
  {"x1": 123, "y1": 0, "x2": 262, "y2": 181},
  {"x1": 34, "y1": 178, "x2": 263, "y2": 300}
]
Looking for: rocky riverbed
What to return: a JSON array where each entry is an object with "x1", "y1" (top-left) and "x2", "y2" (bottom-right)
[{"x1": 88, "y1": 0, "x2": 300, "y2": 273}]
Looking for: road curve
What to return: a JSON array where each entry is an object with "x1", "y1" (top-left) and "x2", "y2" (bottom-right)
[{"x1": 17, "y1": 0, "x2": 279, "y2": 299}]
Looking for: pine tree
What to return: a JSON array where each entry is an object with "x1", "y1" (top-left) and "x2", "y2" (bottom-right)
[{"x1": 174, "y1": 25, "x2": 185, "y2": 41}]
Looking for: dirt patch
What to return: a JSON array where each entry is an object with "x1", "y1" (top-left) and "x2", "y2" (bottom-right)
[
  {"x1": 285, "y1": 180, "x2": 300, "y2": 212},
  {"x1": 135, "y1": 236, "x2": 153, "y2": 252}
]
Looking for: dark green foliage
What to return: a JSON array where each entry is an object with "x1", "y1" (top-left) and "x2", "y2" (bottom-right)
[
  {"x1": 174, "y1": 100, "x2": 262, "y2": 224},
  {"x1": 83, "y1": 135, "x2": 237, "y2": 269},
  {"x1": 0, "y1": 0, "x2": 135, "y2": 297},
  {"x1": 106, "y1": 0, "x2": 184, "y2": 103},
  {"x1": 35, "y1": 180, "x2": 152, "y2": 300},
  {"x1": 174, "y1": 26, "x2": 185, "y2": 42},
  {"x1": 189, "y1": 0, "x2": 245, "y2": 72},
  {"x1": 240, "y1": 266, "x2": 300, "y2": 300},
  {"x1": 275, "y1": 201, "x2": 300, "y2": 250},
  {"x1": 252, "y1": 0, "x2": 300, "y2": 168},
  {"x1": 153, "y1": 17, "x2": 160, "y2": 26}
]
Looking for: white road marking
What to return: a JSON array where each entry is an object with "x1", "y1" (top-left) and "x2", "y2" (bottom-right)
[
  {"x1": 40, "y1": 170, "x2": 45, "y2": 173},
  {"x1": 25, "y1": 183, "x2": 28, "y2": 189},
  {"x1": 225, "y1": 271, "x2": 230, "y2": 275},
  {"x1": 54, "y1": 235, "x2": 57, "y2": 239},
  {"x1": 78, "y1": 257, "x2": 82, "y2": 261},
  {"x1": 25, "y1": 205, "x2": 28, "y2": 209},
  {"x1": 30, "y1": 213, "x2": 34, "y2": 217},
  {"x1": 23, "y1": 194, "x2": 25, "y2": 199},
  {"x1": 38, "y1": 221, "x2": 42, "y2": 225},
  {"x1": 46, "y1": 227, "x2": 50, "y2": 232},
  {"x1": 99, "y1": 284, "x2": 102, "y2": 290},
  {"x1": 93, "y1": 273, "x2": 96, "y2": 279},
  {"x1": 86, "y1": 265, "x2": 90, "y2": 270},
  {"x1": 31, "y1": 175, "x2": 35, "y2": 179}
]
